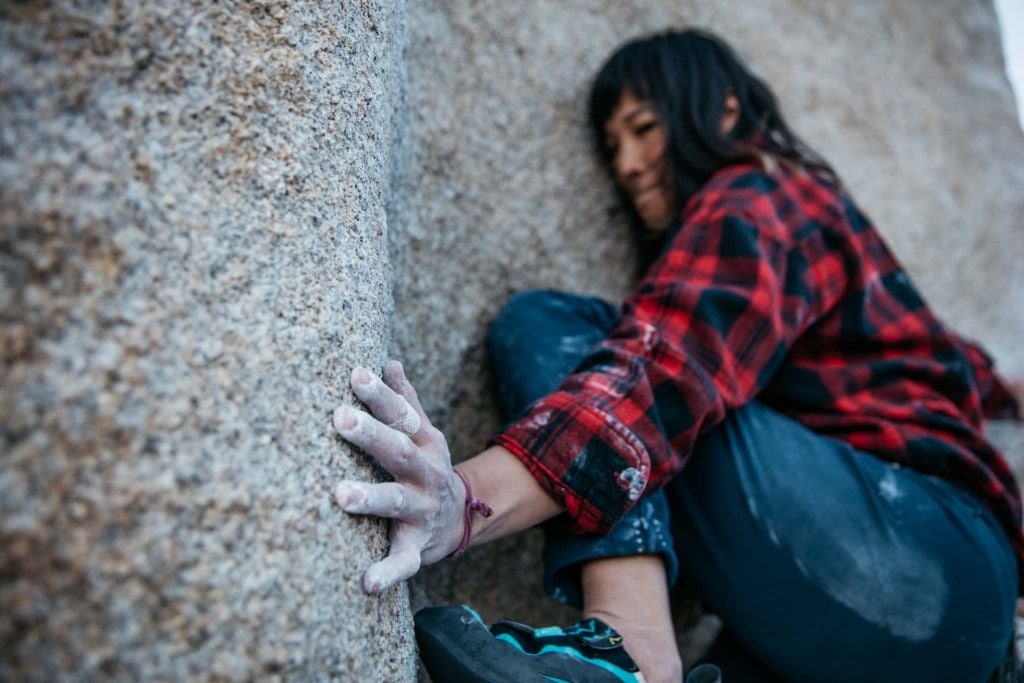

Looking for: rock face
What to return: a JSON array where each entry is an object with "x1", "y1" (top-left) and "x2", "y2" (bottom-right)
[
  {"x1": 2, "y1": 0, "x2": 1022, "y2": 680},
  {"x1": 1, "y1": 2, "x2": 414, "y2": 680}
]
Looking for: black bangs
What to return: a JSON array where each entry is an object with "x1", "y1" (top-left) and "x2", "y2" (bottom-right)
[{"x1": 588, "y1": 40, "x2": 656, "y2": 162}]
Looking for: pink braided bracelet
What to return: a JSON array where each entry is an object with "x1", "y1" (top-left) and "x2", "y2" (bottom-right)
[{"x1": 449, "y1": 468, "x2": 493, "y2": 558}]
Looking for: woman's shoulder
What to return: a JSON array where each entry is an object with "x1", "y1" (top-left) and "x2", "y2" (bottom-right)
[
  {"x1": 704, "y1": 159, "x2": 840, "y2": 195},
  {"x1": 699, "y1": 160, "x2": 845, "y2": 214},
  {"x1": 682, "y1": 159, "x2": 862, "y2": 243}
]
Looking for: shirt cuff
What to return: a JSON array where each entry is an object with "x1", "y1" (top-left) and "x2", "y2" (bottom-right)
[{"x1": 488, "y1": 395, "x2": 650, "y2": 535}]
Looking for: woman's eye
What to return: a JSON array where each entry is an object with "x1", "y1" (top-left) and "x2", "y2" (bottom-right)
[{"x1": 636, "y1": 122, "x2": 656, "y2": 135}]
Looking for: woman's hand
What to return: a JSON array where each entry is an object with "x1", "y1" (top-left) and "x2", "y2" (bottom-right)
[{"x1": 332, "y1": 361, "x2": 466, "y2": 593}]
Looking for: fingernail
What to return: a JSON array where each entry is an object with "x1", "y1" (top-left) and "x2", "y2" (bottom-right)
[
  {"x1": 333, "y1": 406, "x2": 358, "y2": 432},
  {"x1": 364, "y1": 572, "x2": 387, "y2": 594},
  {"x1": 352, "y1": 367, "x2": 372, "y2": 387},
  {"x1": 334, "y1": 482, "x2": 354, "y2": 507}
]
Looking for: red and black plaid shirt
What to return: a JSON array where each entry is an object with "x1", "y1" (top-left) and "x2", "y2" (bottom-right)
[{"x1": 491, "y1": 161, "x2": 1024, "y2": 587}]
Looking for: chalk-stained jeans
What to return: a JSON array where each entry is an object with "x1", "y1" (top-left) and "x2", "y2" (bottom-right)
[{"x1": 488, "y1": 289, "x2": 1016, "y2": 683}]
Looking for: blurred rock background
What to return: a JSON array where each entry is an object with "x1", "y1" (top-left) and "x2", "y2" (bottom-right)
[{"x1": 2, "y1": 0, "x2": 1022, "y2": 680}]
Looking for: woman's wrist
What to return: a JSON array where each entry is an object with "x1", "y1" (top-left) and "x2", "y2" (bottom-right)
[
  {"x1": 447, "y1": 468, "x2": 494, "y2": 557},
  {"x1": 453, "y1": 445, "x2": 563, "y2": 551}
]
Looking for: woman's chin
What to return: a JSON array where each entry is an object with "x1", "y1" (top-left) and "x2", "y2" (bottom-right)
[
  {"x1": 638, "y1": 211, "x2": 674, "y2": 233},
  {"x1": 634, "y1": 197, "x2": 674, "y2": 232}
]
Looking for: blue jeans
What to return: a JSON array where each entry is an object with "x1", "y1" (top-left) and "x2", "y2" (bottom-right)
[{"x1": 488, "y1": 289, "x2": 1017, "y2": 683}]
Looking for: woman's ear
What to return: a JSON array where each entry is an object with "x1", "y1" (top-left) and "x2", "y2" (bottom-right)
[{"x1": 721, "y1": 92, "x2": 741, "y2": 136}]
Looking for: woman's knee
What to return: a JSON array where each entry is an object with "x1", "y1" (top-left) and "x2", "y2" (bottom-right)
[
  {"x1": 488, "y1": 289, "x2": 617, "y2": 361},
  {"x1": 489, "y1": 290, "x2": 560, "y2": 346}
]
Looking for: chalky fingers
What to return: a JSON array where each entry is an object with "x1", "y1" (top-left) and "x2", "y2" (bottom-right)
[
  {"x1": 333, "y1": 480, "x2": 420, "y2": 519},
  {"x1": 381, "y1": 361, "x2": 448, "y2": 450},
  {"x1": 362, "y1": 526, "x2": 424, "y2": 593},
  {"x1": 332, "y1": 362, "x2": 463, "y2": 594},
  {"x1": 333, "y1": 406, "x2": 424, "y2": 481},
  {"x1": 381, "y1": 361, "x2": 428, "y2": 422},
  {"x1": 350, "y1": 366, "x2": 422, "y2": 436}
]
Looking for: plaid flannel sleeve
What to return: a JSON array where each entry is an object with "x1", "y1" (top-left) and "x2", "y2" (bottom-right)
[{"x1": 491, "y1": 191, "x2": 849, "y2": 533}]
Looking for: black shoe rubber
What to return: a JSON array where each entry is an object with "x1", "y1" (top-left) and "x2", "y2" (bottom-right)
[{"x1": 414, "y1": 605, "x2": 637, "y2": 683}]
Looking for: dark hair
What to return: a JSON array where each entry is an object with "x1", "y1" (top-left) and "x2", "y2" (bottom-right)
[{"x1": 590, "y1": 28, "x2": 835, "y2": 235}]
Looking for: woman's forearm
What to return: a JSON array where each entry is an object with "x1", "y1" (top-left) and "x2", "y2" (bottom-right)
[{"x1": 457, "y1": 445, "x2": 564, "y2": 547}]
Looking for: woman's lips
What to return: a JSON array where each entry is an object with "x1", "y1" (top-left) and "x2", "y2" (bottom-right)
[{"x1": 632, "y1": 185, "x2": 664, "y2": 205}]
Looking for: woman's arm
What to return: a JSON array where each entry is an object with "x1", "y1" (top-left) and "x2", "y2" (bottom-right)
[
  {"x1": 333, "y1": 361, "x2": 562, "y2": 593},
  {"x1": 457, "y1": 444, "x2": 564, "y2": 546}
]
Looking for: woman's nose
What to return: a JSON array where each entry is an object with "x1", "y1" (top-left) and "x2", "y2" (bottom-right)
[{"x1": 614, "y1": 140, "x2": 645, "y2": 182}]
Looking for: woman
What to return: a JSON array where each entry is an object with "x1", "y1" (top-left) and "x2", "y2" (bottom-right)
[{"x1": 332, "y1": 29, "x2": 1023, "y2": 682}]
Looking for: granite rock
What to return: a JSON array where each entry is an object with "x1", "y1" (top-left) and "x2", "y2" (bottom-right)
[{"x1": 1, "y1": 1, "x2": 414, "y2": 680}]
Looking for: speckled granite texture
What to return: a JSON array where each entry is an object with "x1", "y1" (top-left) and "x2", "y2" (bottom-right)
[
  {"x1": 2, "y1": 0, "x2": 1023, "y2": 680},
  {"x1": 1, "y1": 1, "x2": 414, "y2": 680}
]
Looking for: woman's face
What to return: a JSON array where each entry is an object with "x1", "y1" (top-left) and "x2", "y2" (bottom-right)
[{"x1": 603, "y1": 91, "x2": 674, "y2": 230}]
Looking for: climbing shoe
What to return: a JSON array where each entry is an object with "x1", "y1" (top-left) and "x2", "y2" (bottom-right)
[
  {"x1": 415, "y1": 604, "x2": 723, "y2": 682},
  {"x1": 415, "y1": 604, "x2": 642, "y2": 682}
]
